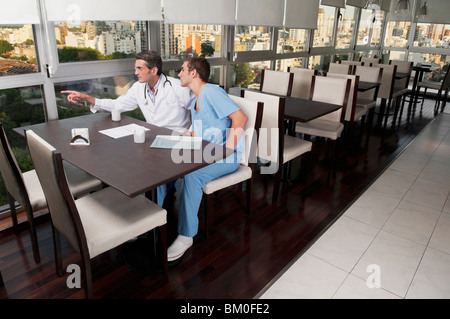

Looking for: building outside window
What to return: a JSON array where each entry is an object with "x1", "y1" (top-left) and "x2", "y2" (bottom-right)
[
  {"x1": 336, "y1": 6, "x2": 357, "y2": 50},
  {"x1": 0, "y1": 24, "x2": 39, "y2": 76},
  {"x1": 53, "y1": 20, "x2": 148, "y2": 63},
  {"x1": 160, "y1": 23, "x2": 223, "y2": 60},
  {"x1": 313, "y1": 5, "x2": 336, "y2": 48}
]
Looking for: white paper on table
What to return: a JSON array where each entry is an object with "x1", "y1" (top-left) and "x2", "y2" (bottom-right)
[
  {"x1": 150, "y1": 135, "x2": 202, "y2": 150},
  {"x1": 99, "y1": 124, "x2": 149, "y2": 139}
]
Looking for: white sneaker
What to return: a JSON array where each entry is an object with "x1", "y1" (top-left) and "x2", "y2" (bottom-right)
[{"x1": 167, "y1": 238, "x2": 193, "y2": 262}]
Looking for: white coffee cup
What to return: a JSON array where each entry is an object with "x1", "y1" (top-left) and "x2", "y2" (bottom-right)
[
  {"x1": 134, "y1": 126, "x2": 146, "y2": 143},
  {"x1": 111, "y1": 108, "x2": 121, "y2": 121}
]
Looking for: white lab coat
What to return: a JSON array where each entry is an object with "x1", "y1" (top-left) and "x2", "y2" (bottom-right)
[{"x1": 91, "y1": 74, "x2": 195, "y2": 133}]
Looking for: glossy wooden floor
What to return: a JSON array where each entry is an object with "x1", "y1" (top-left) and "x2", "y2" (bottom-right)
[{"x1": 0, "y1": 99, "x2": 443, "y2": 299}]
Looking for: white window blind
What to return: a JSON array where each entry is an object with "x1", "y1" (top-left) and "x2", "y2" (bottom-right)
[
  {"x1": 321, "y1": 0, "x2": 346, "y2": 8},
  {"x1": 415, "y1": 0, "x2": 450, "y2": 24},
  {"x1": 346, "y1": 0, "x2": 365, "y2": 7},
  {"x1": 236, "y1": 0, "x2": 284, "y2": 26},
  {"x1": 163, "y1": 0, "x2": 236, "y2": 25},
  {"x1": 285, "y1": 0, "x2": 320, "y2": 29},
  {"x1": 0, "y1": 0, "x2": 40, "y2": 24},
  {"x1": 44, "y1": 0, "x2": 162, "y2": 21}
]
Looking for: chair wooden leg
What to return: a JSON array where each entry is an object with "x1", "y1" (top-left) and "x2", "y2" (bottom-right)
[
  {"x1": 272, "y1": 164, "x2": 282, "y2": 204},
  {"x1": 80, "y1": 252, "x2": 93, "y2": 299},
  {"x1": 24, "y1": 203, "x2": 40, "y2": 264},
  {"x1": 7, "y1": 193, "x2": 19, "y2": 235},
  {"x1": 52, "y1": 227, "x2": 64, "y2": 277},
  {"x1": 158, "y1": 225, "x2": 168, "y2": 275}
]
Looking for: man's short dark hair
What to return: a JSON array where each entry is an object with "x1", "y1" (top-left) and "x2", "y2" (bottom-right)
[
  {"x1": 185, "y1": 57, "x2": 210, "y2": 83},
  {"x1": 136, "y1": 50, "x2": 163, "y2": 75}
]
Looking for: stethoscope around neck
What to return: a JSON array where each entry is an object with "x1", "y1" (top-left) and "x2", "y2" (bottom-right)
[{"x1": 143, "y1": 73, "x2": 174, "y2": 105}]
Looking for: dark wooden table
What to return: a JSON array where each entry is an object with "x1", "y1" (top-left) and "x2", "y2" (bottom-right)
[
  {"x1": 228, "y1": 87, "x2": 341, "y2": 123},
  {"x1": 15, "y1": 112, "x2": 233, "y2": 273},
  {"x1": 15, "y1": 112, "x2": 232, "y2": 198}
]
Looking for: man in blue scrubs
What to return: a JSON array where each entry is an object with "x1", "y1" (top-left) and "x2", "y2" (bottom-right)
[{"x1": 158, "y1": 57, "x2": 248, "y2": 262}]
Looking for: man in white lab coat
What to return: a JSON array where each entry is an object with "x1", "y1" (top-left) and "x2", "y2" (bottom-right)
[{"x1": 62, "y1": 50, "x2": 195, "y2": 133}]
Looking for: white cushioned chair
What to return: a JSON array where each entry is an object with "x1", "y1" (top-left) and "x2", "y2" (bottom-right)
[
  {"x1": 288, "y1": 67, "x2": 317, "y2": 99},
  {"x1": 0, "y1": 123, "x2": 103, "y2": 263},
  {"x1": 202, "y1": 94, "x2": 264, "y2": 238},
  {"x1": 25, "y1": 129, "x2": 168, "y2": 298},
  {"x1": 242, "y1": 90, "x2": 312, "y2": 203},
  {"x1": 260, "y1": 69, "x2": 294, "y2": 96},
  {"x1": 414, "y1": 68, "x2": 450, "y2": 115},
  {"x1": 295, "y1": 75, "x2": 351, "y2": 178},
  {"x1": 328, "y1": 62, "x2": 352, "y2": 75},
  {"x1": 360, "y1": 57, "x2": 382, "y2": 66}
]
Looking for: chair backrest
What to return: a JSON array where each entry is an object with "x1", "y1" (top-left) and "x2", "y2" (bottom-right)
[
  {"x1": 326, "y1": 73, "x2": 359, "y2": 122},
  {"x1": 340, "y1": 60, "x2": 364, "y2": 67},
  {"x1": 309, "y1": 75, "x2": 350, "y2": 123},
  {"x1": 241, "y1": 90, "x2": 284, "y2": 167},
  {"x1": 328, "y1": 62, "x2": 352, "y2": 75},
  {"x1": 288, "y1": 67, "x2": 317, "y2": 99},
  {"x1": 375, "y1": 64, "x2": 397, "y2": 100},
  {"x1": 360, "y1": 57, "x2": 382, "y2": 66},
  {"x1": 0, "y1": 123, "x2": 28, "y2": 209},
  {"x1": 228, "y1": 94, "x2": 264, "y2": 167},
  {"x1": 389, "y1": 60, "x2": 413, "y2": 89},
  {"x1": 260, "y1": 69, "x2": 294, "y2": 96},
  {"x1": 354, "y1": 65, "x2": 383, "y2": 100},
  {"x1": 440, "y1": 69, "x2": 450, "y2": 90},
  {"x1": 25, "y1": 130, "x2": 82, "y2": 252}
]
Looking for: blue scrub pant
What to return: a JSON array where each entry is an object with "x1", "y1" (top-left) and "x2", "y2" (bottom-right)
[{"x1": 157, "y1": 154, "x2": 240, "y2": 237}]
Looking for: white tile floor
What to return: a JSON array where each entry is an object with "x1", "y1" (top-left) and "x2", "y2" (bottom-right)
[{"x1": 258, "y1": 113, "x2": 450, "y2": 299}]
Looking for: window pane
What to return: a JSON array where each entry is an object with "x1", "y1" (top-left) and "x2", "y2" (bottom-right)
[
  {"x1": 275, "y1": 58, "x2": 305, "y2": 72},
  {"x1": 230, "y1": 61, "x2": 270, "y2": 89},
  {"x1": 336, "y1": 6, "x2": 357, "y2": 49},
  {"x1": 371, "y1": 11, "x2": 385, "y2": 46},
  {"x1": 357, "y1": 9, "x2": 373, "y2": 45},
  {"x1": 160, "y1": 24, "x2": 223, "y2": 60},
  {"x1": 163, "y1": 66, "x2": 223, "y2": 85},
  {"x1": 413, "y1": 24, "x2": 450, "y2": 49},
  {"x1": 277, "y1": 28, "x2": 308, "y2": 54},
  {"x1": 55, "y1": 75, "x2": 145, "y2": 120},
  {"x1": 0, "y1": 24, "x2": 39, "y2": 76},
  {"x1": 313, "y1": 6, "x2": 336, "y2": 47},
  {"x1": 408, "y1": 52, "x2": 450, "y2": 83},
  {"x1": 0, "y1": 86, "x2": 45, "y2": 207},
  {"x1": 308, "y1": 54, "x2": 332, "y2": 74},
  {"x1": 55, "y1": 21, "x2": 148, "y2": 63},
  {"x1": 384, "y1": 21, "x2": 411, "y2": 48},
  {"x1": 234, "y1": 26, "x2": 272, "y2": 52}
]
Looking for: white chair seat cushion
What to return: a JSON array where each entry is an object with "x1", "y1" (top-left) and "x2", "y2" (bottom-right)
[
  {"x1": 75, "y1": 187, "x2": 166, "y2": 259},
  {"x1": 295, "y1": 119, "x2": 344, "y2": 141},
  {"x1": 283, "y1": 135, "x2": 312, "y2": 163},
  {"x1": 354, "y1": 106, "x2": 367, "y2": 120},
  {"x1": 356, "y1": 98, "x2": 376, "y2": 111},
  {"x1": 418, "y1": 81, "x2": 441, "y2": 90},
  {"x1": 63, "y1": 162, "x2": 104, "y2": 197},
  {"x1": 22, "y1": 170, "x2": 47, "y2": 211},
  {"x1": 203, "y1": 165, "x2": 252, "y2": 195},
  {"x1": 22, "y1": 163, "x2": 103, "y2": 211}
]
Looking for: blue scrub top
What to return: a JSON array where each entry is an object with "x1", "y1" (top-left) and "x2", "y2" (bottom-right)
[{"x1": 191, "y1": 84, "x2": 244, "y2": 162}]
